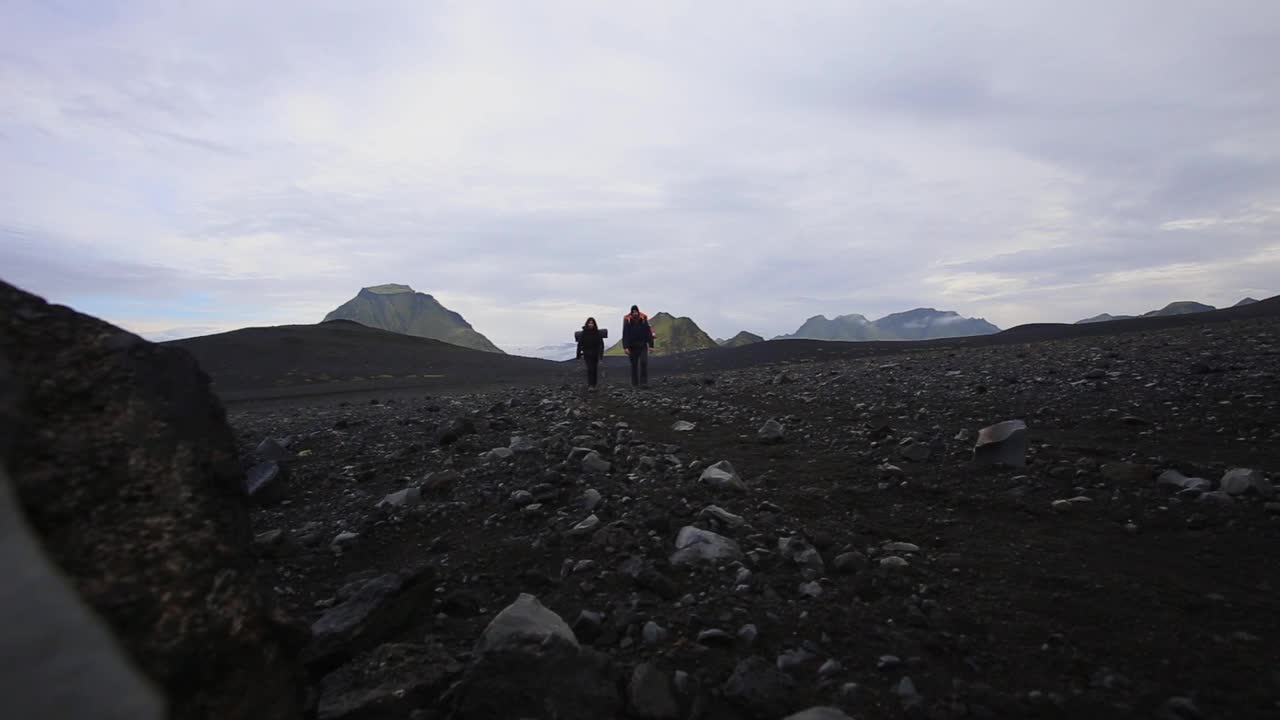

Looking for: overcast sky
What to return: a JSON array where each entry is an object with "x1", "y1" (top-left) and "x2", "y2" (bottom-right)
[{"x1": 3, "y1": 1, "x2": 1278, "y2": 348}]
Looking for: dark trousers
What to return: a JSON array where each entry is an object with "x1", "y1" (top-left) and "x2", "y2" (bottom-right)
[
  {"x1": 583, "y1": 355, "x2": 600, "y2": 386},
  {"x1": 628, "y1": 346, "x2": 648, "y2": 386}
]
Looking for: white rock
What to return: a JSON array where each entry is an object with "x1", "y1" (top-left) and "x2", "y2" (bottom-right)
[
  {"x1": 475, "y1": 593, "x2": 578, "y2": 654},
  {"x1": 699, "y1": 461, "x2": 747, "y2": 492},
  {"x1": 670, "y1": 526, "x2": 743, "y2": 566},
  {"x1": 377, "y1": 487, "x2": 422, "y2": 509},
  {"x1": 566, "y1": 514, "x2": 600, "y2": 537}
]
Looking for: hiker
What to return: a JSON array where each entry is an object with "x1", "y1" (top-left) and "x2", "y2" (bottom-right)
[
  {"x1": 576, "y1": 317, "x2": 605, "y2": 390},
  {"x1": 622, "y1": 304, "x2": 654, "y2": 387}
]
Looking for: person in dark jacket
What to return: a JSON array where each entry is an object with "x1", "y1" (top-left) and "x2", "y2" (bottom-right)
[
  {"x1": 576, "y1": 317, "x2": 605, "y2": 390},
  {"x1": 621, "y1": 305, "x2": 654, "y2": 387}
]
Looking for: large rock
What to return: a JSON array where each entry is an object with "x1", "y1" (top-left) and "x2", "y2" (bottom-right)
[
  {"x1": 670, "y1": 526, "x2": 743, "y2": 566},
  {"x1": 973, "y1": 420, "x2": 1028, "y2": 466},
  {"x1": 0, "y1": 281, "x2": 306, "y2": 720},
  {"x1": 475, "y1": 593, "x2": 578, "y2": 655},
  {"x1": 317, "y1": 642, "x2": 457, "y2": 720},
  {"x1": 1, "y1": 459, "x2": 163, "y2": 719},
  {"x1": 700, "y1": 460, "x2": 747, "y2": 492},
  {"x1": 306, "y1": 567, "x2": 438, "y2": 672},
  {"x1": 1220, "y1": 468, "x2": 1274, "y2": 497}
]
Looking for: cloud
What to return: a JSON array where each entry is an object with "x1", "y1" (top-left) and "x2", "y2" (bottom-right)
[{"x1": 1, "y1": 0, "x2": 1277, "y2": 345}]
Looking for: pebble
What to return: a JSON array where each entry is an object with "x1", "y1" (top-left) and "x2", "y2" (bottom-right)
[{"x1": 696, "y1": 628, "x2": 733, "y2": 646}]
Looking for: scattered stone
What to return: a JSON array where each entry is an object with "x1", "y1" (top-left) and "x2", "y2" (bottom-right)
[
  {"x1": 572, "y1": 611, "x2": 604, "y2": 643},
  {"x1": 777, "y1": 647, "x2": 817, "y2": 673},
  {"x1": 973, "y1": 420, "x2": 1028, "y2": 466},
  {"x1": 738, "y1": 624, "x2": 759, "y2": 646},
  {"x1": 895, "y1": 676, "x2": 922, "y2": 706},
  {"x1": 510, "y1": 489, "x2": 534, "y2": 506},
  {"x1": 437, "y1": 417, "x2": 477, "y2": 445},
  {"x1": 377, "y1": 487, "x2": 422, "y2": 509},
  {"x1": 582, "y1": 452, "x2": 612, "y2": 474},
  {"x1": 1051, "y1": 499, "x2": 1074, "y2": 513},
  {"x1": 475, "y1": 593, "x2": 578, "y2": 655},
  {"x1": 306, "y1": 568, "x2": 437, "y2": 672},
  {"x1": 879, "y1": 556, "x2": 909, "y2": 569},
  {"x1": 758, "y1": 418, "x2": 786, "y2": 443},
  {"x1": 722, "y1": 656, "x2": 796, "y2": 719},
  {"x1": 330, "y1": 531, "x2": 359, "y2": 549},
  {"x1": 883, "y1": 541, "x2": 919, "y2": 553},
  {"x1": 316, "y1": 642, "x2": 454, "y2": 720},
  {"x1": 566, "y1": 514, "x2": 601, "y2": 538},
  {"x1": 1158, "y1": 470, "x2": 1212, "y2": 493},
  {"x1": 898, "y1": 441, "x2": 931, "y2": 462},
  {"x1": 699, "y1": 504, "x2": 747, "y2": 528},
  {"x1": 877, "y1": 463, "x2": 906, "y2": 479},
  {"x1": 671, "y1": 421, "x2": 696, "y2": 432},
  {"x1": 1220, "y1": 468, "x2": 1274, "y2": 497},
  {"x1": 581, "y1": 488, "x2": 603, "y2": 511},
  {"x1": 697, "y1": 628, "x2": 734, "y2": 646},
  {"x1": 833, "y1": 552, "x2": 868, "y2": 574},
  {"x1": 641, "y1": 621, "x2": 667, "y2": 646},
  {"x1": 244, "y1": 461, "x2": 288, "y2": 504},
  {"x1": 483, "y1": 447, "x2": 515, "y2": 462},
  {"x1": 798, "y1": 581, "x2": 823, "y2": 598},
  {"x1": 423, "y1": 469, "x2": 461, "y2": 494},
  {"x1": 256, "y1": 437, "x2": 294, "y2": 461},
  {"x1": 671, "y1": 525, "x2": 743, "y2": 566},
  {"x1": 628, "y1": 662, "x2": 680, "y2": 719},
  {"x1": 700, "y1": 461, "x2": 747, "y2": 492}
]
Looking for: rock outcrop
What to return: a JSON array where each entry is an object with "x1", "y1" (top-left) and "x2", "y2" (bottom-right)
[{"x1": 0, "y1": 280, "x2": 307, "y2": 720}]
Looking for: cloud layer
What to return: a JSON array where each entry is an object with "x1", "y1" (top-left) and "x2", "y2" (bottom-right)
[{"x1": 3, "y1": 0, "x2": 1278, "y2": 346}]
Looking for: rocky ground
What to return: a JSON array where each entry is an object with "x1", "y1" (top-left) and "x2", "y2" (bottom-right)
[{"x1": 230, "y1": 314, "x2": 1280, "y2": 719}]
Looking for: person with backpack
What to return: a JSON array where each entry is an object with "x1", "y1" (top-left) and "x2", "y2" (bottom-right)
[
  {"x1": 576, "y1": 317, "x2": 605, "y2": 391},
  {"x1": 621, "y1": 305, "x2": 654, "y2": 387}
]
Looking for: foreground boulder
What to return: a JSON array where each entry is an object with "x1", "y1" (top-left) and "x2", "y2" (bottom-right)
[
  {"x1": 1, "y1": 358, "x2": 163, "y2": 720},
  {"x1": 0, "y1": 281, "x2": 307, "y2": 720}
]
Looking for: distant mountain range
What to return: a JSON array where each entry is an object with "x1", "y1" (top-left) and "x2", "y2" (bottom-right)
[
  {"x1": 323, "y1": 284, "x2": 503, "y2": 353},
  {"x1": 718, "y1": 331, "x2": 764, "y2": 348},
  {"x1": 776, "y1": 308, "x2": 1000, "y2": 341},
  {"x1": 1075, "y1": 299, "x2": 1255, "y2": 324},
  {"x1": 605, "y1": 312, "x2": 719, "y2": 356},
  {"x1": 505, "y1": 342, "x2": 578, "y2": 361}
]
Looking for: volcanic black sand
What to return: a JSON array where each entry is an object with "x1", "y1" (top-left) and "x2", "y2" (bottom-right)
[{"x1": 214, "y1": 300, "x2": 1279, "y2": 718}]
